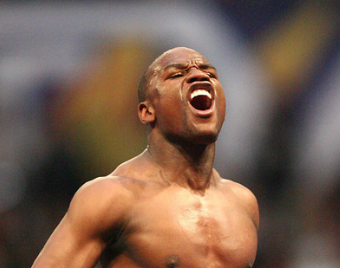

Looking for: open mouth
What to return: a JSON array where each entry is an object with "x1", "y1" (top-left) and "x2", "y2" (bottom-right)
[
  {"x1": 190, "y1": 89, "x2": 213, "y2": 110},
  {"x1": 188, "y1": 84, "x2": 214, "y2": 115}
]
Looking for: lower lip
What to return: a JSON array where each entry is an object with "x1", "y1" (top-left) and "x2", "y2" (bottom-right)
[{"x1": 188, "y1": 101, "x2": 215, "y2": 118}]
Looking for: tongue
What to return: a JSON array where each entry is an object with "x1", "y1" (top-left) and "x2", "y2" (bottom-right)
[{"x1": 190, "y1": 95, "x2": 212, "y2": 110}]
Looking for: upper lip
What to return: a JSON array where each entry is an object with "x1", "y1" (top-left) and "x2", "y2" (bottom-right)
[{"x1": 187, "y1": 82, "x2": 215, "y2": 101}]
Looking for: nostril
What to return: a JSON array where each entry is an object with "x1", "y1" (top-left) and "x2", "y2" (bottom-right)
[
  {"x1": 188, "y1": 77, "x2": 197, "y2": 83},
  {"x1": 188, "y1": 75, "x2": 209, "y2": 83}
]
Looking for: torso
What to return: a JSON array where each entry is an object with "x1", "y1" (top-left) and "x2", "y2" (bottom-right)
[{"x1": 100, "y1": 177, "x2": 258, "y2": 268}]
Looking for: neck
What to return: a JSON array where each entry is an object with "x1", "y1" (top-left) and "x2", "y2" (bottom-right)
[{"x1": 144, "y1": 131, "x2": 216, "y2": 191}]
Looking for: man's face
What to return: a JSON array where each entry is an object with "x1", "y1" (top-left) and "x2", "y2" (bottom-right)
[{"x1": 148, "y1": 47, "x2": 226, "y2": 145}]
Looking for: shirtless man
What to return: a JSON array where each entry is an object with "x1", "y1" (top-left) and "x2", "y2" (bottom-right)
[{"x1": 32, "y1": 47, "x2": 259, "y2": 268}]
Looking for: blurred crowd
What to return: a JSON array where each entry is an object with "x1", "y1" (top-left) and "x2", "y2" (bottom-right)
[{"x1": 0, "y1": 1, "x2": 339, "y2": 267}]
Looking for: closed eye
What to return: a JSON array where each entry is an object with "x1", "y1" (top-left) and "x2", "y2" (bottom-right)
[
  {"x1": 168, "y1": 72, "x2": 184, "y2": 79},
  {"x1": 206, "y1": 72, "x2": 217, "y2": 79}
]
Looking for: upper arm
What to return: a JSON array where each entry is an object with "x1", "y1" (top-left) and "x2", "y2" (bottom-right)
[
  {"x1": 228, "y1": 181, "x2": 260, "y2": 231},
  {"x1": 32, "y1": 177, "x2": 131, "y2": 268},
  {"x1": 242, "y1": 187, "x2": 260, "y2": 231}
]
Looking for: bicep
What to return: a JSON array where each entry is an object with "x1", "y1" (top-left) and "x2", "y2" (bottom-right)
[
  {"x1": 34, "y1": 214, "x2": 104, "y2": 267},
  {"x1": 32, "y1": 178, "x2": 127, "y2": 268},
  {"x1": 32, "y1": 209, "x2": 105, "y2": 268}
]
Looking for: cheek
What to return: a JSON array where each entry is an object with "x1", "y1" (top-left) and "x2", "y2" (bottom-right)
[
  {"x1": 220, "y1": 98, "x2": 226, "y2": 120},
  {"x1": 157, "y1": 89, "x2": 184, "y2": 116},
  {"x1": 156, "y1": 98, "x2": 184, "y2": 129},
  {"x1": 216, "y1": 91, "x2": 226, "y2": 120}
]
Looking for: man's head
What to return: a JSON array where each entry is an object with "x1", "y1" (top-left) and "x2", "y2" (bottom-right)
[{"x1": 138, "y1": 47, "x2": 226, "y2": 145}]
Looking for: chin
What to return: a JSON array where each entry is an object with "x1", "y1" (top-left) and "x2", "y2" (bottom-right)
[
  {"x1": 188, "y1": 114, "x2": 224, "y2": 144},
  {"x1": 195, "y1": 133, "x2": 218, "y2": 145},
  {"x1": 190, "y1": 127, "x2": 220, "y2": 145}
]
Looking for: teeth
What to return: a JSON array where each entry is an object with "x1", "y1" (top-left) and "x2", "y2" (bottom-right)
[{"x1": 191, "y1": 90, "x2": 211, "y2": 99}]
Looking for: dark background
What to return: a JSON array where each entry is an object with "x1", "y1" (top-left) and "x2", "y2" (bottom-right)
[{"x1": 1, "y1": 1, "x2": 340, "y2": 267}]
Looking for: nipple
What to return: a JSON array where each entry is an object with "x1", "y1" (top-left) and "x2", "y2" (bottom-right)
[{"x1": 165, "y1": 255, "x2": 179, "y2": 268}]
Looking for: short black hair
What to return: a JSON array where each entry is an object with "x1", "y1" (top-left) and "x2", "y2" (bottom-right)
[{"x1": 137, "y1": 69, "x2": 149, "y2": 103}]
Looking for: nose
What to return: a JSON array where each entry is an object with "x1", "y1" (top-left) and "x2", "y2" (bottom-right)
[{"x1": 186, "y1": 68, "x2": 210, "y2": 83}]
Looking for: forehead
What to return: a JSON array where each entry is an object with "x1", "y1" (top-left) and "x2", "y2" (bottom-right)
[{"x1": 152, "y1": 48, "x2": 211, "y2": 73}]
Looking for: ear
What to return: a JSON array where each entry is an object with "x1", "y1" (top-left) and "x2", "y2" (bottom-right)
[{"x1": 138, "y1": 101, "x2": 155, "y2": 125}]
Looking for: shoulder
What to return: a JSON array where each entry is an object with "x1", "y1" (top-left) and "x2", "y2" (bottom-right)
[
  {"x1": 67, "y1": 175, "x2": 144, "y2": 235},
  {"x1": 220, "y1": 179, "x2": 256, "y2": 203},
  {"x1": 220, "y1": 178, "x2": 260, "y2": 230},
  {"x1": 110, "y1": 152, "x2": 151, "y2": 181},
  {"x1": 214, "y1": 170, "x2": 257, "y2": 207},
  {"x1": 71, "y1": 176, "x2": 132, "y2": 207}
]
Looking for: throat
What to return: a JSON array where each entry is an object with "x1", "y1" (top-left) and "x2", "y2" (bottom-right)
[
  {"x1": 186, "y1": 171, "x2": 213, "y2": 192},
  {"x1": 145, "y1": 139, "x2": 216, "y2": 190}
]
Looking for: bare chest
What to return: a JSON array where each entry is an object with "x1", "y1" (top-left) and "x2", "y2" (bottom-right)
[{"x1": 105, "y1": 188, "x2": 258, "y2": 268}]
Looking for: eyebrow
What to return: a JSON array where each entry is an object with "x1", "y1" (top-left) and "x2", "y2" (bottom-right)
[{"x1": 163, "y1": 62, "x2": 216, "y2": 72}]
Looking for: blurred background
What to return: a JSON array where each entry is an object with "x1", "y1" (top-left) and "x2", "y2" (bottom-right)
[{"x1": 0, "y1": 0, "x2": 339, "y2": 267}]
